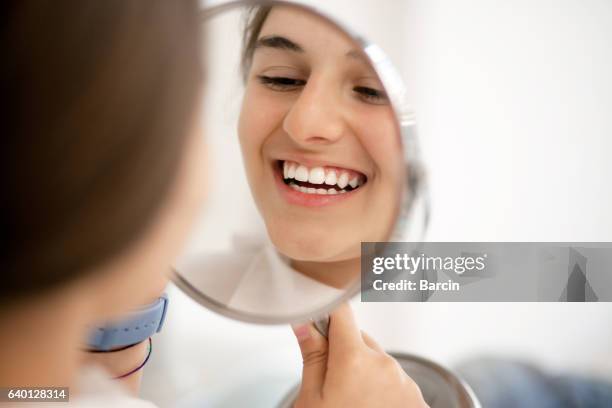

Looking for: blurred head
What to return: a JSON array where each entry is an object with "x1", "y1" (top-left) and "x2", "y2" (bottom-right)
[
  {"x1": 238, "y1": 6, "x2": 402, "y2": 264},
  {"x1": 0, "y1": 0, "x2": 205, "y2": 319}
]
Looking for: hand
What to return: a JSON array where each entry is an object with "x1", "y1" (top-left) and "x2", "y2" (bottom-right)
[{"x1": 291, "y1": 303, "x2": 429, "y2": 408}]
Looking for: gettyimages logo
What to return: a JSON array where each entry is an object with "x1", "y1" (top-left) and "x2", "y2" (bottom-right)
[
  {"x1": 372, "y1": 253, "x2": 487, "y2": 276},
  {"x1": 361, "y1": 242, "x2": 612, "y2": 302}
]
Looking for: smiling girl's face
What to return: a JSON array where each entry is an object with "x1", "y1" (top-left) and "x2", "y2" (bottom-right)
[{"x1": 238, "y1": 6, "x2": 403, "y2": 270}]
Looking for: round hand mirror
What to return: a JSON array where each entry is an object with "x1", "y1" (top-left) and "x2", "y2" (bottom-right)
[
  {"x1": 169, "y1": 1, "x2": 483, "y2": 407},
  {"x1": 172, "y1": 0, "x2": 426, "y2": 326}
]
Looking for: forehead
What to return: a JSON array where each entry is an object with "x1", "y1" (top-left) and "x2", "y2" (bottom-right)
[{"x1": 258, "y1": 6, "x2": 358, "y2": 56}]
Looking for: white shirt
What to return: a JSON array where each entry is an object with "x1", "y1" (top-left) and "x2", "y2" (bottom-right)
[{"x1": 176, "y1": 236, "x2": 344, "y2": 319}]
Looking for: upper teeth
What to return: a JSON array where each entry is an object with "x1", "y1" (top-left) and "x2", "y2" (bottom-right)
[{"x1": 282, "y1": 161, "x2": 365, "y2": 190}]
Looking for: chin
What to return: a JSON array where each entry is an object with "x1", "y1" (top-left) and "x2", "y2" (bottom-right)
[{"x1": 267, "y1": 224, "x2": 358, "y2": 262}]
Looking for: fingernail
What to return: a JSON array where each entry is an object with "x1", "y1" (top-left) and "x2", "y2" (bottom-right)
[{"x1": 291, "y1": 324, "x2": 311, "y2": 341}]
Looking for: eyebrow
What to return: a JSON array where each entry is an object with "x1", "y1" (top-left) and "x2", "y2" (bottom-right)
[
  {"x1": 345, "y1": 49, "x2": 370, "y2": 64},
  {"x1": 254, "y1": 35, "x2": 372, "y2": 65},
  {"x1": 254, "y1": 35, "x2": 304, "y2": 53}
]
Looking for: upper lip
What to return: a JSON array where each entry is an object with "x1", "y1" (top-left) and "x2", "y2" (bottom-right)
[{"x1": 273, "y1": 155, "x2": 369, "y2": 178}]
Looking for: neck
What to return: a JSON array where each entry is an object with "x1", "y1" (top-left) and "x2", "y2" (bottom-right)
[
  {"x1": 291, "y1": 256, "x2": 361, "y2": 289},
  {"x1": 0, "y1": 287, "x2": 92, "y2": 388}
]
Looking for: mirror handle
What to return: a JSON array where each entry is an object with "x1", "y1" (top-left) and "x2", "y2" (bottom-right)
[{"x1": 312, "y1": 315, "x2": 330, "y2": 338}]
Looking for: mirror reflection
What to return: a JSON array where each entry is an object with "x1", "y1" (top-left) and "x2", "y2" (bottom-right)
[{"x1": 173, "y1": 3, "x2": 404, "y2": 321}]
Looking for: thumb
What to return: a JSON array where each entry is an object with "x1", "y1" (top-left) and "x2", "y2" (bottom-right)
[{"x1": 291, "y1": 322, "x2": 328, "y2": 396}]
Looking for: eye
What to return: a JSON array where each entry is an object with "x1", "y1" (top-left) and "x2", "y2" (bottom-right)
[
  {"x1": 257, "y1": 75, "x2": 306, "y2": 91},
  {"x1": 353, "y1": 86, "x2": 389, "y2": 105}
]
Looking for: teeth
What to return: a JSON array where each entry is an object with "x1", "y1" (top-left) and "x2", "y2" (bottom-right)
[
  {"x1": 288, "y1": 182, "x2": 339, "y2": 196},
  {"x1": 308, "y1": 167, "x2": 326, "y2": 184},
  {"x1": 288, "y1": 163, "x2": 296, "y2": 179},
  {"x1": 295, "y1": 165, "x2": 309, "y2": 182},
  {"x1": 282, "y1": 161, "x2": 366, "y2": 191},
  {"x1": 337, "y1": 172, "x2": 349, "y2": 189},
  {"x1": 339, "y1": 189, "x2": 347, "y2": 194},
  {"x1": 324, "y1": 171, "x2": 337, "y2": 185}
]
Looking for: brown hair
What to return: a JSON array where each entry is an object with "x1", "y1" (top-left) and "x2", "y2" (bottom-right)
[
  {"x1": 241, "y1": 5, "x2": 272, "y2": 81},
  {"x1": 0, "y1": 0, "x2": 202, "y2": 302}
]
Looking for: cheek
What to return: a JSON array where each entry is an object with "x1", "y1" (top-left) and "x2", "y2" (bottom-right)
[
  {"x1": 238, "y1": 86, "x2": 278, "y2": 211},
  {"x1": 239, "y1": 87, "x2": 276, "y2": 161},
  {"x1": 238, "y1": 86, "x2": 292, "y2": 181},
  {"x1": 355, "y1": 110, "x2": 403, "y2": 183},
  {"x1": 354, "y1": 112, "x2": 404, "y2": 236}
]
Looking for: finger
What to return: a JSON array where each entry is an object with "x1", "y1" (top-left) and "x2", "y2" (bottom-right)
[
  {"x1": 291, "y1": 322, "x2": 328, "y2": 396},
  {"x1": 361, "y1": 331, "x2": 385, "y2": 353},
  {"x1": 327, "y1": 303, "x2": 364, "y2": 354}
]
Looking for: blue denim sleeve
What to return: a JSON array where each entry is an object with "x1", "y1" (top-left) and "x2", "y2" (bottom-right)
[{"x1": 456, "y1": 358, "x2": 612, "y2": 408}]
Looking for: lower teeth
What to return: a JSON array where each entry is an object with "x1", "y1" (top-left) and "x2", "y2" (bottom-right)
[{"x1": 289, "y1": 182, "x2": 347, "y2": 195}]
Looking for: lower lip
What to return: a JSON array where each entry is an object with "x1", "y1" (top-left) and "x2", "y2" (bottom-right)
[{"x1": 273, "y1": 164, "x2": 364, "y2": 207}]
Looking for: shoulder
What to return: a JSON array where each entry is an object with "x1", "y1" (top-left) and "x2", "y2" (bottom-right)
[
  {"x1": 65, "y1": 365, "x2": 160, "y2": 408},
  {"x1": 69, "y1": 396, "x2": 158, "y2": 408}
]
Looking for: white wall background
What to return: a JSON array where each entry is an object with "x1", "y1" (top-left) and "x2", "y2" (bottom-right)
[{"x1": 142, "y1": 1, "x2": 612, "y2": 406}]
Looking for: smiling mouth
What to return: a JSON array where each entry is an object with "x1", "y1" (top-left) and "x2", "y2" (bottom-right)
[{"x1": 277, "y1": 160, "x2": 368, "y2": 195}]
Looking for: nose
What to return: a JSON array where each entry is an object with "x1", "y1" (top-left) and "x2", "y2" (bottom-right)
[{"x1": 282, "y1": 76, "x2": 348, "y2": 146}]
